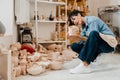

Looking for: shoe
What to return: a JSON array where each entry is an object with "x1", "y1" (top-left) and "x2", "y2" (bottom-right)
[
  {"x1": 69, "y1": 63, "x2": 92, "y2": 74},
  {"x1": 91, "y1": 60, "x2": 101, "y2": 66}
]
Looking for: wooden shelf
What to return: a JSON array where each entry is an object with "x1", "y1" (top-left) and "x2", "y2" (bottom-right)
[
  {"x1": 35, "y1": 20, "x2": 66, "y2": 23},
  {"x1": 37, "y1": 0, "x2": 66, "y2": 5},
  {"x1": 33, "y1": 0, "x2": 68, "y2": 48},
  {"x1": 38, "y1": 40, "x2": 66, "y2": 43},
  {"x1": 30, "y1": 0, "x2": 66, "y2": 5},
  {"x1": 63, "y1": 0, "x2": 89, "y2": 16}
]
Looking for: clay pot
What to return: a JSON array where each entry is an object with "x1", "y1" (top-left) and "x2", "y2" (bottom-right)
[
  {"x1": 68, "y1": 25, "x2": 79, "y2": 36},
  {"x1": 27, "y1": 63, "x2": 45, "y2": 75},
  {"x1": 50, "y1": 61, "x2": 63, "y2": 70}
]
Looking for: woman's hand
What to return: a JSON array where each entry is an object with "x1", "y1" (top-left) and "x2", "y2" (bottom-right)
[{"x1": 68, "y1": 34, "x2": 87, "y2": 42}]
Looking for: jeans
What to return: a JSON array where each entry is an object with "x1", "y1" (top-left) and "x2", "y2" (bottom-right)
[{"x1": 70, "y1": 31, "x2": 114, "y2": 64}]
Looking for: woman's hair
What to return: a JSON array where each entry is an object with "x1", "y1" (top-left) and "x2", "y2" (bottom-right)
[{"x1": 68, "y1": 9, "x2": 83, "y2": 26}]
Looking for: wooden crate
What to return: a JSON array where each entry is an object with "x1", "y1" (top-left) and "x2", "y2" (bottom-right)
[
  {"x1": 0, "y1": 35, "x2": 13, "y2": 80},
  {"x1": 0, "y1": 51, "x2": 11, "y2": 80}
]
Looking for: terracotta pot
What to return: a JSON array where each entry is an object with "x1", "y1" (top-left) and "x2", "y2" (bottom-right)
[{"x1": 50, "y1": 61, "x2": 63, "y2": 70}]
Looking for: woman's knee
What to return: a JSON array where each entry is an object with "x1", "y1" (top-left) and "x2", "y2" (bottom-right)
[
  {"x1": 70, "y1": 42, "x2": 84, "y2": 53},
  {"x1": 89, "y1": 31, "x2": 99, "y2": 38},
  {"x1": 90, "y1": 31, "x2": 99, "y2": 35},
  {"x1": 70, "y1": 42, "x2": 79, "y2": 51}
]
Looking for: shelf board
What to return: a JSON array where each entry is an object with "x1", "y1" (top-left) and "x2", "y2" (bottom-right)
[
  {"x1": 36, "y1": 0, "x2": 66, "y2": 5},
  {"x1": 35, "y1": 20, "x2": 66, "y2": 23},
  {"x1": 38, "y1": 40, "x2": 66, "y2": 43}
]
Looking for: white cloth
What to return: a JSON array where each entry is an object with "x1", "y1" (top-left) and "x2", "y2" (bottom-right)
[{"x1": 99, "y1": 33, "x2": 118, "y2": 48}]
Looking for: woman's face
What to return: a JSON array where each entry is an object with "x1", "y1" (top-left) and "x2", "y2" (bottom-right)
[{"x1": 70, "y1": 13, "x2": 82, "y2": 25}]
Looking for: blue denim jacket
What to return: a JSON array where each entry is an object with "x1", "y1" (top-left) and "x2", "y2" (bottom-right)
[{"x1": 81, "y1": 16, "x2": 115, "y2": 37}]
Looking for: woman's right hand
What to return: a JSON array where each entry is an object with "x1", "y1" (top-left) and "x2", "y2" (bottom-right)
[{"x1": 68, "y1": 35, "x2": 87, "y2": 42}]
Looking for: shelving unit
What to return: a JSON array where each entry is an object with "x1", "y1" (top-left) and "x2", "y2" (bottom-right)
[
  {"x1": 32, "y1": 20, "x2": 66, "y2": 23},
  {"x1": 30, "y1": 0, "x2": 67, "y2": 48},
  {"x1": 60, "y1": 0, "x2": 89, "y2": 44},
  {"x1": 38, "y1": 40, "x2": 66, "y2": 44},
  {"x1": 61, "y1": 0, "x2": 89, "y2": 16},
  {"x1": 35, "y1": 0, "x2": 66, "y2": 5}
]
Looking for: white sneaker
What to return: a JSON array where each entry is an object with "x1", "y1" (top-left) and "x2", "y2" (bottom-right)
[
  {"x1": 91, "y1": 60, "x2": 101, "y2": 66},
  {"x1": 69, "y1": 63, "x2": 92, "y2": 74},
  {"x1": 69, "y1": 60, "x2": 111, "y2": 74}
]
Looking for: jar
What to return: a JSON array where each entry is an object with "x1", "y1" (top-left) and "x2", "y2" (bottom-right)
[{"x1": 21, "y1": 27, "x2": 33, "y2": 44}]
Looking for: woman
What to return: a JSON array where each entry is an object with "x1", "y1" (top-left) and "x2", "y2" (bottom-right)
[{"x1": 68, "y1": 9, "x2": 118, "y2": 74}]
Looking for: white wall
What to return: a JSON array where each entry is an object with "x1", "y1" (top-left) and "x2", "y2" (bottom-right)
[
  {"x1": 112, "y1": 12, "x2": 120, "y2": 28},
  {"x1": 88, "y1": 0, "x2": 120, "y2": 16},
  {"x1": 109, "y1": 0, "x2": 120, "y2": 5},
  {"x1": 15, "y1": 0, "x2": 30, "y2": 24},
  {"x1": 0, "y1": 0, "x2": 14, "y2": 35},
  {"x1": 88, "y1": 0, "x2": 110, "y2": 16}
]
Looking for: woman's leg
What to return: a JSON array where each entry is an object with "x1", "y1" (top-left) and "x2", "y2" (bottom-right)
[
  {"x1": 79, "y1": 31, "x2": 114, "y2": 64},
  {"x1": 70, "y1": 31, "x2": 114, "y2": 74},
  {"x1": 70, "y1": 41, "x2": 84, "y2": 54}
]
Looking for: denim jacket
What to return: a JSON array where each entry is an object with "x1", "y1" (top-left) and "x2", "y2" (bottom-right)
[{"x1": 81, "y1": 16, "x2": 115, "y2": 37}]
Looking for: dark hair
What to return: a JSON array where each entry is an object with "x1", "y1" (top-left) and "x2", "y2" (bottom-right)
[{"x1": 68, "y1": 9, "x2": 83, "y2": 26}]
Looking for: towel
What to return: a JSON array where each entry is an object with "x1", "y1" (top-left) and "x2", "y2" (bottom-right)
[{"x1": 99, "y1": 33, "x2": 118, "y2": 48}]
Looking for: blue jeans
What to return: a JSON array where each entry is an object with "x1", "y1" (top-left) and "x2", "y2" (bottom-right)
[{"x1": 70, "y1": 31, "x2": 114, "y2": 64}]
